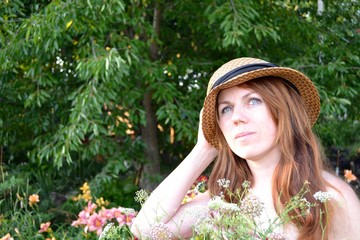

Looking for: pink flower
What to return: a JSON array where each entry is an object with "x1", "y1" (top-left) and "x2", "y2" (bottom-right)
[
  {"x1": 39, "y1": 222, "x2": 51, "y2": 233},
  {"x1": 71, "y1": 200, "x2": 138, "y2": 235},
  {"x1": 124, "y1": 212, "x2": 137, "y2": 226},
  {"x1": 72, "y1": 201, "x2": 97, "y2": 227},
  {"x1": 113, "y1": 207, "x2": 137, "y2": 226},
  {"x1": 99, "y1": 208, "x2": 114, "y2": 220},
  {"x1": 112, "y1": 207, "x2": 125, "y2": 224},
  {"x1": 71, "y1": 209, "x2": 89, "y2": 227},
  {"x1": 84, "y1": 201, "x2": 97, "y2": 214},
  {"x1": 87, "y1": 212, "x2": 106, "y2": 236}
]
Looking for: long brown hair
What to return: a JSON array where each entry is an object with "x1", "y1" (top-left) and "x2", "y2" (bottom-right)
[{"x1": 208, "y1": 77, "x2": 333, "y2": 239}]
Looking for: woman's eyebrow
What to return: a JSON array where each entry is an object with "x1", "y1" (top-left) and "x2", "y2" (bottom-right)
[
  {"x1": 217, "y1": 100, "x2": 231, "y2": 105},
  {"x1": 241, "y1": 91, "x2": 255, "y2": 100},
  {"x1": 218, "y1": 91, "x2": 255, "y2": 105}
]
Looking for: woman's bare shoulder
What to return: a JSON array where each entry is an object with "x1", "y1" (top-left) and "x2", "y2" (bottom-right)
[
  {"x1": 322, "y1": 171, "x2": 358, "y2": 199},
  {"x1": 322, "y1": 171, "x2": 360, "y2": 239}
]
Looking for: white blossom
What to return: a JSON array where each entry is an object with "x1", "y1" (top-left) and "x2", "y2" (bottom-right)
[
  {"x1": 208, "y1": 196, "x2": 240, "y2": 212},
  {"x1": 313, "y1": 191, "x2": 335, "y2": 203},
  {"x1": 217, "y1": 178, "x2": 230, "y2": 188}
]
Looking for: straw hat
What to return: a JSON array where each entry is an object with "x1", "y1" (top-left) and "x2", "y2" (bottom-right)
[{"x1": 202, "y1": 57, "x2": 320, "y2": 148}]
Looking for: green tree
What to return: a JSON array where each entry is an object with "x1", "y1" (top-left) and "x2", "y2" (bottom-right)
[{"x1": 1, "y1": 0, "x2": 359, "y2": 197}]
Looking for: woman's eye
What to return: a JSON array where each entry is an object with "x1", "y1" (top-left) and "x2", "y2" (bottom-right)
[
  {"x1": 220, "y1": 106, "x2": 232, "y2": 115},
  {"x1": 249, "y1": 97, "x2": 262, "y2": 105}
]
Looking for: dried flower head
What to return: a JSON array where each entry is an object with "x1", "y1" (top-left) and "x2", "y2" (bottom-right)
[
  {"x1": 147, "y1": 223, "x2": 172, "y2": 240},
  {"x1": 239, "y1": 193, "x2": 264, "y2": 218},
  {"x1": 313, "y1": 191, "x2": 335, "y2": 203}
]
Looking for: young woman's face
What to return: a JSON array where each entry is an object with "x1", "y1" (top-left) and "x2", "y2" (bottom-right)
[{"x1": 217, "y1": 85, "x2": 279, "y2": 162}]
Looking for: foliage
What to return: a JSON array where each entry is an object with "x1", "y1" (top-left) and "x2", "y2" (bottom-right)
[
  {"x1": 1, "y1": 0, "x2": 359, "y2": 181},
  {"x1": 0, "y1": 0, "x2": 359, "y2": 238},
  {"x1": 0, "y1": 176, "x2": 81, "y2": 239}
]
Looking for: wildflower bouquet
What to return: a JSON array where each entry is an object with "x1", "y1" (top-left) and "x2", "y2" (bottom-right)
[{"x1": 190, "y1": 180, "x2": 314, "y2": 240}]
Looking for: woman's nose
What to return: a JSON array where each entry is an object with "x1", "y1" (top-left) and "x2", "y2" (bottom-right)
[{"x1": 232, "y1": 105, "x2": 248, "y2": 124}]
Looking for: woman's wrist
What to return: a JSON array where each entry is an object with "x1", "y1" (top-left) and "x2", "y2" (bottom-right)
[{"x1": 191, "y1": 142, "x2": 217, "y2": 167}]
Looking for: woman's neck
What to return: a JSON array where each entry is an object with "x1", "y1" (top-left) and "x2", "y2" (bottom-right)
[{"x1": 245, "y1": 150, "x2": 281, "y2": 188}]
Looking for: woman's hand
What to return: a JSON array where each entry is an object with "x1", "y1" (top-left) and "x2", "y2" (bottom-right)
[{"x1": 196, "y1": 109, "x2": 217, "y2": 153}]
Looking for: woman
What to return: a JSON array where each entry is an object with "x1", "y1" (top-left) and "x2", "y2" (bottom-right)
[{"x1": 131, "y1": 57, "x2": 360, "y2": 239}]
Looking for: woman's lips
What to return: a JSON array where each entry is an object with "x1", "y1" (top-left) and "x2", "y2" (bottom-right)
[{"x1": 235, "y1": 132, "x2": 255, "y2": 139}]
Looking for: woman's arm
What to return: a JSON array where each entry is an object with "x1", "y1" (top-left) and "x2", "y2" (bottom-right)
[{"x1": 130, "y1": 111, "x2": 217, "y2": 238}]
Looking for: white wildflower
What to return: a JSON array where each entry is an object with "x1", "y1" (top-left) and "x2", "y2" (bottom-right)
[
  {"x1": 217, "y1": 178, "x2": 230, "y2": 188},
  {"x1": 99, "y1": 222, "x2": 114, "y2": 239},
  {"x1": 121, "y1": 207, "x2": 136, "y2": 214},
  {"x1": 208, "y1": 196, "x2": 240, "y2": 212},
  {"x1": 313, "y1": 191, "x2": 335, "y2": 203},
  {"x1": 185, "y1": 205, "x2": 209, "y2": 219},
  {"x1": 134, "y1": 189, "x2": 149, "y2": 205},
  {"x1": 267, "y1": 231, "x2": 287, "y2": 240},
  {"x1": 242, "y1": 180, "x2": 251, "y2": 189}
]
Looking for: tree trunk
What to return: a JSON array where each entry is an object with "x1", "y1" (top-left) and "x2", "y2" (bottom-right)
[
  {"x1": 140, "y1": 91, "x2": 161, "y2": 191},
  {"x1": 139, "y1": 2, "x2": 163, "y2": 192}
]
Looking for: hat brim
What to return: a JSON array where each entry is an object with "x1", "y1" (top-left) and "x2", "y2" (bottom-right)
[{"x1": 202, "y1": 67, "x2": 320, "y2": 148}]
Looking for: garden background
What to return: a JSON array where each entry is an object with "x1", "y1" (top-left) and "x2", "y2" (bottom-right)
[{"x1": 0, "y1": 0, "x2": 359, "y2": 239}]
